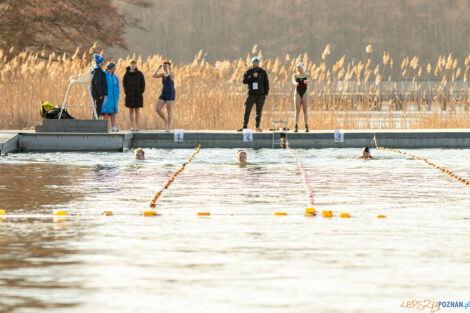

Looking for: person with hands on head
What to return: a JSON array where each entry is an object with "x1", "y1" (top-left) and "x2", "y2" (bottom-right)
[
  {"x1": 153, "y1": 61, "x2": 175, "y2": 132},
  {"x1": 292, "y1": 62, "x2": 310, "y2": 132},
  {"x1": 238, "y1": 57, "x2": 269, "y2": 133}
]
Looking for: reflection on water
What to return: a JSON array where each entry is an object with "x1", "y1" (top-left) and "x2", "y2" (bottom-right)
[
  {"x1": 0, "y1": 164, "x2": 87, "y2": 212},
  {"x1": 0, "y1": 149, "x2": 470, "y2": 313}
]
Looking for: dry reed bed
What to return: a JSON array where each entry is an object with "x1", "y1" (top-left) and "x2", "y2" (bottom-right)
[{"x1": 1, "y1": 46, "x2": 470, "y2": 130}]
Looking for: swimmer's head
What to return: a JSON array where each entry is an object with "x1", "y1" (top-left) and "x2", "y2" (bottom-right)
[
  {"x1": 362, "y1": 146, "x2": 371, "y2": 158},
  {"x1": 297, "y1": 62, "x2": 305, "y2": 72},
  {"x1": 237, "y1": 149, "x2": 247, "y2": 164},
  {"x1": 135, "y1": 148, "x2": 145, "y2": 160}
]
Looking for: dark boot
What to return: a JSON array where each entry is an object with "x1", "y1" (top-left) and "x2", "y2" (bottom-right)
[
  {"x1": 294, "y1": 124, "x2": 298, "y2": 132},
  {"x1": 305, "y1": 124, "x2": 309, "y2": 132}
]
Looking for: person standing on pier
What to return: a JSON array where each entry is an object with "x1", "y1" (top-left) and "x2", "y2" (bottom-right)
[
  {"x1": 102, "y1": 62, "x2": 120, "y2": 132},
  {"x1": 238, "y1": 57, "x2": 269, "y2": 132},
  {"x1": 90, "y1": 54, "x2": 107, "y2": 119},
  {"x1": 153, "y1": 61, "x2": 175, "y2": 132},
  {"x1": 123, "y1": 59, "x2": 146, "y2": 131},
  {"x1": 292, "y1": 62, "x2": 309, "y2": 132}
]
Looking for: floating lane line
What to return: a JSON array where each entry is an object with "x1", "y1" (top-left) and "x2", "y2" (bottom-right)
[
  {"x1": 373, "y1": 136, "x2": 469, "y2": 186},
  {"x1": 149, "y1": 145, "x2": 201, "y2": 209},
  {"x1": 286, "y1": 141, "x2": 315, "y2": 207}
]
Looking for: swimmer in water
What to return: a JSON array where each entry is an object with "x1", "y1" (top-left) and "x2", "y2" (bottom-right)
[
  {"x1": 135, "y1": 148, "x2": 145, "y2": 160},
  {"x1": 237, "y1": 149, "x2": 247, "y2": 167},
  {"x1": 357, "y1": 146, "x2": 372, "y2": 159}
]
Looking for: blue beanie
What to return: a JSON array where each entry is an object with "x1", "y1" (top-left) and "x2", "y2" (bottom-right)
[
  {"x1": 251, "y1": 57, "x2": 260, "y2": 63},
  {"x1": 94, "y1": 54, "x2": 104, "y2": 65},
  {"x1": 107, "y1": 62, "x2": 116, "y2": 69}
]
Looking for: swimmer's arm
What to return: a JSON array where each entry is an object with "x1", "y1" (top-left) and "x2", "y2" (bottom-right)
[
  {"x1": 292, "y1": 73, "x2": 297, "y2": 85},
  {"x1": 169, "y1": 70, "x2": 175, "y2": 80},
  {"x1": 152, "y1": 66, "x2": 164, "y2": 78}
]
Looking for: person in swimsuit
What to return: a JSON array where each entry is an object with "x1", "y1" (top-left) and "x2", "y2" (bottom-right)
[
  {"x1": 153, "y1": 61, "x2": 175, "y2": 131},
  {"x1": 292, "y1": 62, "x2": 309, "y2": 132}
]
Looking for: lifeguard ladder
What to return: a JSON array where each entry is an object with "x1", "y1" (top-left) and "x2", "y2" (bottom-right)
[
  {"x1": 59, "y1": 67, "x2": 97, "y2": 119},
  {"x1": 271, "y1": 86, "x2": 295, "y2": 148}
]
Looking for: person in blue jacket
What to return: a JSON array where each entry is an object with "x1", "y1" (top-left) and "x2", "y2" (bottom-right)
[
  {"x1": 102, "y1": 62, "x2": 120, "y2": 132},
  {"x1": 90, "y1": 54, "x2": 107, "y2": 119}
]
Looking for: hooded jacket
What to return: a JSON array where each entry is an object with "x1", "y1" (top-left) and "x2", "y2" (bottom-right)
[
  {"x1": 101, "y1": 70, "x2": 119, "y2": 115},
  {"x1": 91, "y1": 65, "x2": 108, "y2": 98}
]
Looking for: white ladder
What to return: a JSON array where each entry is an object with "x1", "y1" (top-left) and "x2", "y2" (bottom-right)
[
  {"x1": 59, "y1": 67, "x2": 97, "y2": 119},
  {"x1": 271, "y1": 88, "x2": 295, "y2": 148}
]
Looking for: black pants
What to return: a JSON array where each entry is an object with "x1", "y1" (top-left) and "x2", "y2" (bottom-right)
[
  {"x1": 93, "y1": 97, "x2": 104, "y2": 119},
  {"x1": 243, "y1": 95, "x2": 266, "y2": 128}
]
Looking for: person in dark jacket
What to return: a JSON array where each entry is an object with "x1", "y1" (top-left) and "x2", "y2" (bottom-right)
[
  {"x1": 90, "y1": 54, "x2": 107, "y2": 119},
  {"x1": 123, "y1": 59, "x2": 146, "y2": 131},
  {"x1": 238, "y1": 57, "x2": 269, "y2": 132}
]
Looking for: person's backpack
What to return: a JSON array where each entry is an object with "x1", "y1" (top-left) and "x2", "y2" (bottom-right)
[
  {"x1": 40, "y1": 101, "x2": 54, "y2": 118},
  {"x1": 40, "y1": 101, "x2": 74, "y2": 119}
]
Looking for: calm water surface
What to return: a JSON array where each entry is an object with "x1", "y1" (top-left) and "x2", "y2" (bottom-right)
[{"x1": 0, "y1": 148, "x2": 469, "y2": 313}]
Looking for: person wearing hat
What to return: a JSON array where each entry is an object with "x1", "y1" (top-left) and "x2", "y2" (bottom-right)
[
  {"x1": 238, "y1": 57, "x2": 269, "y2": 132},
  {"x1": 90, "y1": 54, "x2": 107, "y2": 119},
  {"x1": 123, "y1": 59, "x2": 146, "y2": 131},
  {"x1": 292, "y1": 62, "x2": 310, "y2": 132},
  {"x1": 102, "y1": 62, "x2": 120, "y2": 131}
]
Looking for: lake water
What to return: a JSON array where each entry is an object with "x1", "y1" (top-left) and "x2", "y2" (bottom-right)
[{"x1": 0, "y1": 148, "x2": 469, "y2": 313}]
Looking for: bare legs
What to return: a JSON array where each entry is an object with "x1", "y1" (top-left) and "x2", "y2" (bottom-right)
[
  {"x1": 166, "y1": 101, "x2": 173, "y2": 131},
  {"x1": 110, "y1": 114, "x2": 116, "y2": 129},
  {"x1": 295, "y1": 93, "x2": 302, "y2": 126},
  {"x1": 294, "y1": 93, "x2": 309, "y2": 131},
  {"x1": 156, "y1": 99, "x2": 173, "y2": 131},
  {"x1": 135, "y1": 108, "x2": 140, "y2": 129},
  {"x1": 102, "y1": 113, "x2": 117, "y2": 131},
  {"x1": 128, "y1": 108, "x2": 141, "y2": 130},
  {"x1": 128, "y1": 108, "x2": 134, "y2": 130}
]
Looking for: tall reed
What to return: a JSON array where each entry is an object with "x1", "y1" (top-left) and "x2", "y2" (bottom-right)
[{"x1": 0, "y1": 47, "x2": 469, "y2": 130}]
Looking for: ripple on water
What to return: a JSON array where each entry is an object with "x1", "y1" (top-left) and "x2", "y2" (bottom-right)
[{"x1": 0, "y1": 148, "x2": 469, "y2": 313}]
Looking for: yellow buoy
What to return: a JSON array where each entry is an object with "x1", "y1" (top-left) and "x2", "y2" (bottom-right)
[
  {"x1": 305, "y1": 208, "x2": 316, "y2": 215},
  {"x1": 340, "y1": 213, "x2": 350, "y2": 218},
  {"x1": 274, "y1": 212, "x2": 287, "y2": 216},
  {"x1": 101, "y1": 211, "x2": 113, "y2": 216},
  {"x1": 377, "y1": 215, "x2": 386, "y2": 218},
  {"x1": 53, "y1": 210, "x2": 67, "y2": 216},
  {"x1": 0, "y1": 209, "x2": 5, "y2": 215},
  {"x1": 143, "y1": 210, "x2": 157, "y2": 216},
  {"x1": 197, "y1": 212, "x2": 210, "y2": 216},
  {"x1": 322, "y1": 210, "x2": 333, "y2": 217}
]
